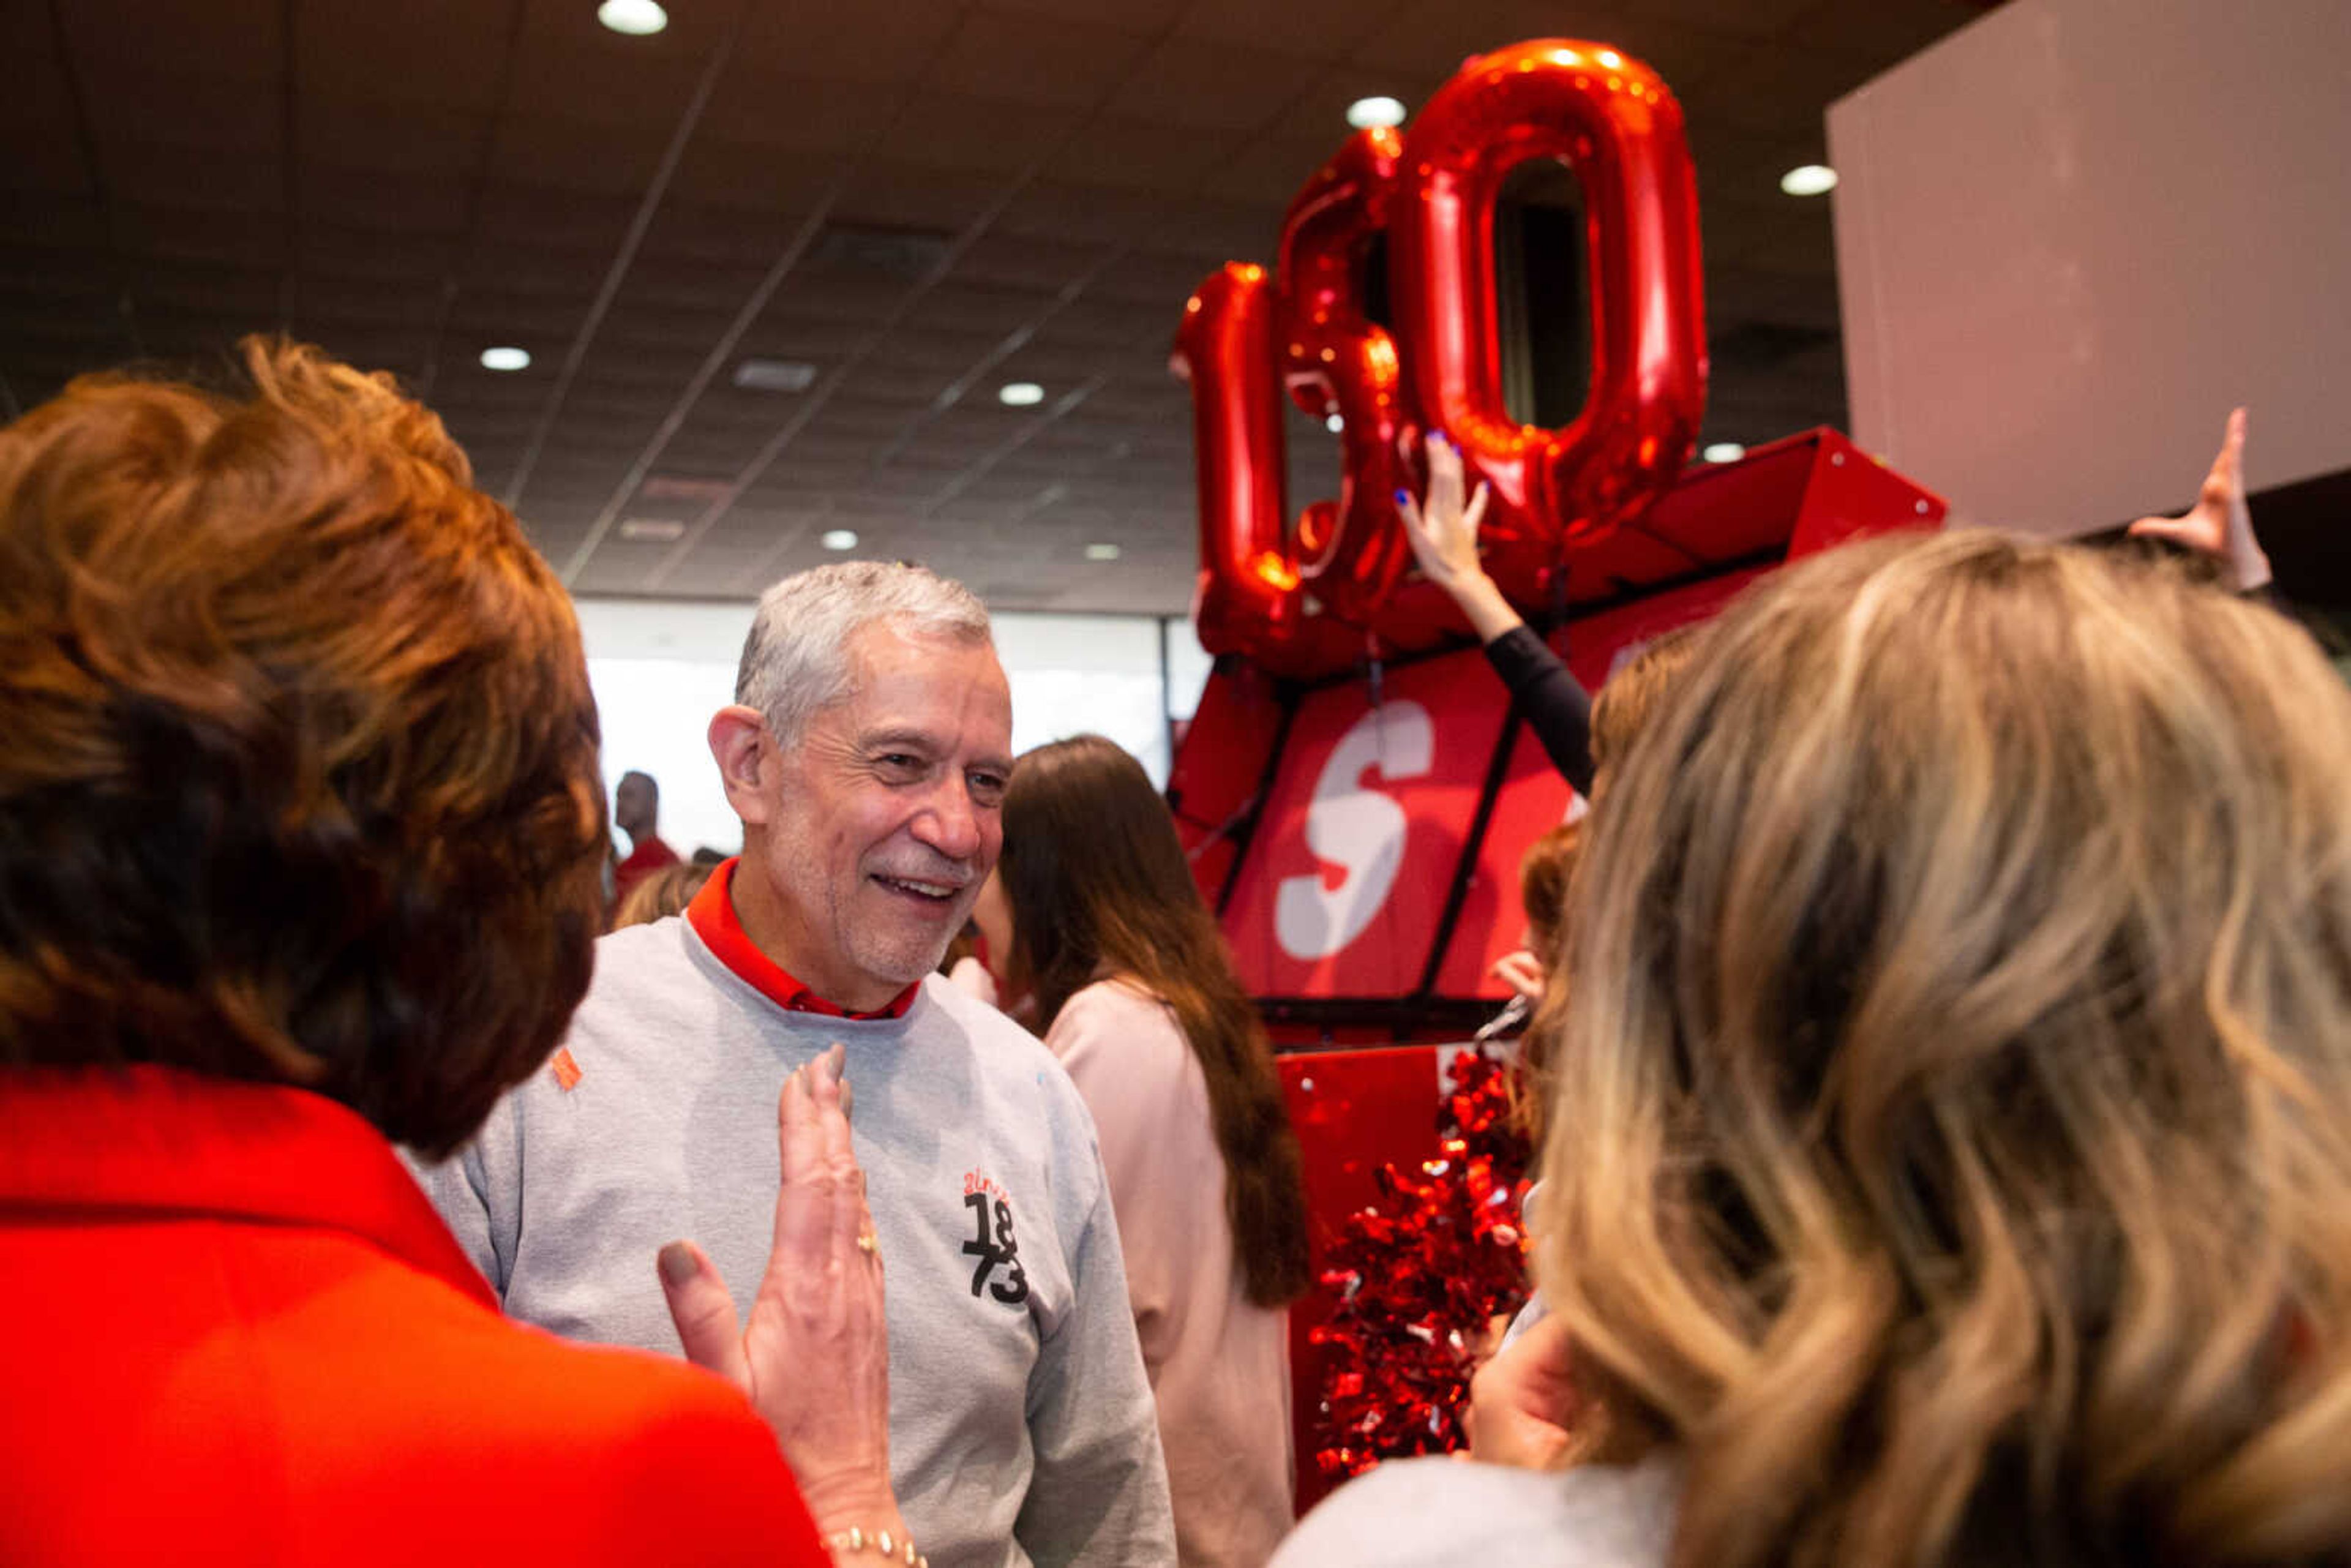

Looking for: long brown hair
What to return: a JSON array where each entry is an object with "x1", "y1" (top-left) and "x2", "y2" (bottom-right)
[
  {"x1": 0, "y1": 340, "x2": 606, "y2": 1158},
  {"x1": 1540, "y1": 530, "x2": 2351, "y2": 1566},
  {"x1": 1001, "y1": 734, "x2": 1310, "y2": 1307}
]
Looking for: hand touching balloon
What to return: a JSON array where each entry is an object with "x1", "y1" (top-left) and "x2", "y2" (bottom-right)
[{"x1": 1397, "y1": 433, "x2": 1521, "y2": 644}]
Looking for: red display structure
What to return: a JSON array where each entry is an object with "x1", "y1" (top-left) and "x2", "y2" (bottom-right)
[{"x1": 1162, "y1": 37, "x2": 1950, "y2": 1511}]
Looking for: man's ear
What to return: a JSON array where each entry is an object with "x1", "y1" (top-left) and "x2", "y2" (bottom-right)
[{"x1": 708, "y1": 705, "x2": 775, "y2": 827}]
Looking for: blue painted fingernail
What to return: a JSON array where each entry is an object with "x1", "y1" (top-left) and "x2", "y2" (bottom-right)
[{"x1": 1394, "y1": 489, "x2": 1411, "y2": 504}]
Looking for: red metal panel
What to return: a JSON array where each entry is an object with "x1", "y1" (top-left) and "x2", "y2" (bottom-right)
[
  {"x1": 1166, "y1": 660, "x2": 1288, "y2": 908},
  {"x1": 1220, "y1": 654, "x2": 1512, "y2": 997}
]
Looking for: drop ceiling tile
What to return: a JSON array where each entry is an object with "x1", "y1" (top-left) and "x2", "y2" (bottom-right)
[
  {"x1": 734, "y1": 0, "x2": 967, "y2": 89},
  {"x1": 1212, "y1": 135, "x2": 1359, "y2": 208},
  {"x1": 1347, "y1": 6, "x2": 1539, "y2": 78},
  {"x1": 1262, "y1": 68, "x2": 1444, "y2": 144},
  {"x1": 299, "y1": 170, "x2": 472, "y2": 239},
  {"x1": 493, "y1": 115, "x2": 675, "y2": 197},
  {"x1": 1176, "y1": 0, "x2": 1385, "y2": 62},
  {"x1": 58, "y1": 0, "x2": 280, "y2": 84},
  {"x1": 666, "y1": 137, "x2": 848, "y2": 213},
  {"x1": 983, "y1": 0, "x2": 1192, "y2": 32},
  {"x1": 473, "y1": 185, "x2": 646, "y2": 252},
  {"x1": 1047, "y1": 116, "x2": 1252, "y2": 194},
  {"x1": 697, "y1": 72, "x2": 906, "y2": 154},
  {"x1": 1109, "y1": 37, "x2": 1321, "y2": 132},
  {"x1": 110, "y1": 148, "x2": 281, "y2": 214},
  {"x1": 118, "y1": 203, "x2": 286, "y2": 268},
  {"x1": 299, "y1": 0, "x2": 514, "y2": 111},
  {"x1": 923, "y1": 10, "x2": 1159, "y2": 110},
  {"x1": 902, "y1": 281, "x2": 1063, "y2": 339},
  {"x1": 1638, "y1": 0, "x2": 1822, "y2": 41},
  {"x1": 954, "y1": 231, "x2": 1112, "y2": 293},
  {"x1": 878, "y1": 94, "x2": 1088, "y2": 178}
]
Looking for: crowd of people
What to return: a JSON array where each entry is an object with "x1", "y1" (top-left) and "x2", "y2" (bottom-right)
[{"x1": 2, "y1": 339, "x2": 2345, "y2": 1568}]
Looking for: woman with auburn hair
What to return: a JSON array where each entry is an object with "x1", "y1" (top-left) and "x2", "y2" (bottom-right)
[
  {"x1": 0, "y1": 342, "x2": 900, "y2": 1567},
  {"x1": 1000, "y1": 734, "x2": 1310, "y2": 1568},
  {"x1": 1277, "y1": 529, "x2": 2351, "y2": 1567}
]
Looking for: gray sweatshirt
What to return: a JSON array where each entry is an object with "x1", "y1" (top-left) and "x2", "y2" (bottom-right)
[
  {"x1": 413, "y1": 914, "x2": 1176, "y2": 1568},
  {"x1": 1270, "y1": 1454, "x2": 1676, "y2": 1568}
]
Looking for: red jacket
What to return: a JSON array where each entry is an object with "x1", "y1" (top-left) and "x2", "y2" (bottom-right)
[{"x1": 0, "y1": 1065, "x2": 826, "y2": 1567}]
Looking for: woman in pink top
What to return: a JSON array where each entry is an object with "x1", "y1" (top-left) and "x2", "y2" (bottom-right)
[{"x1": 1000, "y1": 735, "x2": 1310, "y2": 1568}]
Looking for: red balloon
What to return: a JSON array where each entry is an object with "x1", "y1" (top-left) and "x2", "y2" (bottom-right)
[
  {"x1": 1171, "y1": 263, "x2": 1357, "y2": 677},
  {"x1": 1274, "y1": 127, "x2": 1420, "y2": 629},
  {"x1": 1392, "y1": 39, "x2": 1708, "y2": 607}
]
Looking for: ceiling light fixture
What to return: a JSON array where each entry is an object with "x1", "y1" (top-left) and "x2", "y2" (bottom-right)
[
  {"x1": 1084, "y1": 543, "x2": 1122, "y2": 562},
  {"x1": 820, "y1": 528, "x2": 859, "y2": 552},
  {"x1": 479, "y1": 345, "x2": 530, "y2": 372},
  {"x1": 1702, "y1": 442, "x2": 1747, "y2": 463},
  {"x1": 617, "y1": 517, "x2": 687, "y2": 543},
  {"x1": 1780, "y1": 163, "x2": 1838, "y2": 197},
  {"x1": 733, "y1": 358, "x2": 817, "y2": 392},
  {"x1": 596, "y1": 0, "x2": 668, "y2": 37},
  {"x1": 998, "y1": 382, "x2": 1044, "y2": 407},
  {"x1": 1346, "y1": 96, "x2": 1407, "y2": 130}
]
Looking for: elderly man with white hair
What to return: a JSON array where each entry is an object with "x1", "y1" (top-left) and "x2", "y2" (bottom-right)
[{"x1": 419, "y1": 561, "x2": 1176, "y2": 1568}]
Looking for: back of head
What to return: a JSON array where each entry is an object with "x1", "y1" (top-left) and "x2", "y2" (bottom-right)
[
  {"x1": 1001, "y1": 733, "x2": 1309, "y2": 1307},
  {"x1": 1542, "y1": 530, "x2": 2351, "y2": 1566},
  {"x1": 737, "y1": 560, "x2": 991, "y2": 746},
  {"x1": 1518, "y1": 819, "x2": 1583, "y2": 966},
  {"x1": 1588, "y1": 623, "x2": 1702, "y2": 789},
  {"x1": 612, "y1": 860, "x2": 711, "y2": 931},
  {"x1": 0, "y1": 340, "x2": 606, "y2": 1158}
]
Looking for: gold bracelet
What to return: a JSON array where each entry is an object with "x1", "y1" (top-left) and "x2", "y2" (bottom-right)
[{"x1": 828, "y1": 1525, "x2": 925, "y2": 1567}]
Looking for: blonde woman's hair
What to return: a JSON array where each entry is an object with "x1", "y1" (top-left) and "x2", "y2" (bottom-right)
[{"x1": 1539, "y1": 530, "x2": 2351, "y2": 1567}]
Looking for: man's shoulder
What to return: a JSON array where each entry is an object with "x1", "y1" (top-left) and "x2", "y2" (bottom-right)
[
  {"x1": 915, "y1": 972, "x2": 1045, "y2": 1052},
  {"x1": 914, "y1": 977, "x2": 1095, "y2": 1122},
  {"x1": 1275, "y1": 1456, "x2": 1676, "y2": 1568},
  {"x1": 560, "y1": 918, "x2": 743, "y2": 1053},
  {"x1": 583, "y1": 917, "x2": 710, "y2": 998}
]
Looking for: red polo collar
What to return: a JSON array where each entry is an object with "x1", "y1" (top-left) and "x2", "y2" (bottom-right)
[
  {"x1": 686, "y1": 858, "x2": 920, "y2": 1021},
  {"x1": 0, "y1": 1064, "x2": 497, "y2": 1311}
]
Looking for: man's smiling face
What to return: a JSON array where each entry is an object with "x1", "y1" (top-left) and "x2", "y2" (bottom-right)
[{"x1": 742, "y1": 620, "x2": 1013, "y2": 1010}]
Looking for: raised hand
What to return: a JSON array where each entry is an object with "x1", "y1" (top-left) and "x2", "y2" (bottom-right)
[
  {"x1": 658, "y1": 1045, "x2": 904, "y2": 1543},
  {"x1": 1397, "y1": 433, "x2": 1523, "y2": 642},
  {"x1": 1466, "y1": 1311, "x2": 1585, "y2": 1471},
  {"x1": 1490, "y1": 949, "x2": 1546, "y2": 1005},
  {"x1": 2128, "y1": 408, "x2": 2271, "y2": 591}
]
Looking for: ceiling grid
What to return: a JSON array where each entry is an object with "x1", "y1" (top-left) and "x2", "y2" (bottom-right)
[{"x1": 0, "y1": 0, "x2": 1992, "y2": 612}]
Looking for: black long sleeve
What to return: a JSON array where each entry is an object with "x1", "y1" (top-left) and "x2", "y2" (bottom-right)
[{"x1": 1481, "y1": 625, "x2": 1595, "y2": 797}]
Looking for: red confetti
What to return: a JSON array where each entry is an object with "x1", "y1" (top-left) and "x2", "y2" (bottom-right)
[{"x1": 1308, "y1": 1049, "x2": 1532, "y2": 1478}]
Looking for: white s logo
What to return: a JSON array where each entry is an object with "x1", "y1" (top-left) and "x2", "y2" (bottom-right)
[{"x1": 1275, "y1": 701, "x2": 1434, "y2": 961}]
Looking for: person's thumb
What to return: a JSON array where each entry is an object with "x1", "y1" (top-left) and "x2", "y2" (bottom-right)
[{"x1": 659, "y1": 1240, "x2": 752, "y2": 1392}]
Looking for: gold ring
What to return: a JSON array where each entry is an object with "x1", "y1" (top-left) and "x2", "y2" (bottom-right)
[{"x1": 857, "y1": 1231, "x2": 879, "y2": 1255}]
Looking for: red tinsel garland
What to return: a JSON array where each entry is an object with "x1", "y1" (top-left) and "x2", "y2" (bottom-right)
[{"x1": 1308, "y1": 1048, "x2": 1533, "y2": 1479}]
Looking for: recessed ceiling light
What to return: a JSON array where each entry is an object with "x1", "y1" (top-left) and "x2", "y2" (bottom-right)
[
  {"x1": 820, "y1": 528, "x2": 859, "y2": 552},
  {"x1": 1780, "y1": 163, "x2": 1838, "y2": 197},
  {"x1": 1702, "y1": 442, "x2": 1747, "y2": 463},
  {"x1": 596, "y1": 0, "x2": 667, "y2": 36},
  {"x1": 617, "y1": 516, "x2": 687, "y2": 542},
  {"x1": 1084, "y1": 542, "x2": 1122, "y2": 562},
  {"x1": 733, "y1": 358, "x2": 817, "y2": 392},
  {"x1": 998, "y1": 382, "x2": 1044, "y2": 407},
  {"x1": 479, "y1": 345, "x2": 530, "y2": 372},
  {"x1": 1346, "y1": 96, "x2": 1407, "y2": 130}
]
